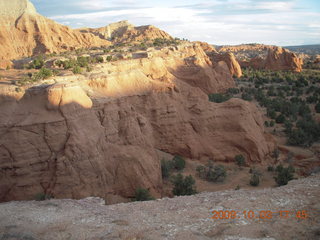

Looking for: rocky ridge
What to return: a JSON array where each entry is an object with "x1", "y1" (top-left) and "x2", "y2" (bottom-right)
[
  {"x1": 81, "y1": 21, "x2": 173, "y2": 43},
  {"x1": 0, "y1": 0, "x2": 112, "y2": 68},
  {"x1": 0, "y1": 43, "x2": 274, "y2": 202}
]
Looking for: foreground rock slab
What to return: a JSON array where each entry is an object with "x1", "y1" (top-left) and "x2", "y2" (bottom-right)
[{"x1": 0, "y1": 174, "x2": 319, "y2": 240}]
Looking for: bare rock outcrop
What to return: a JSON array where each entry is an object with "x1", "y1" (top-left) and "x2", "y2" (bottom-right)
[
  {"x1": 0, "y1": 0, "x2": 111, "y2": 68},
  {"x1": 208, "y1": 52, "x2": 242, "y2": 77},
  {"x1": 0, "y1": 43, "x2": 273, "y2": 202},
  {"x1": 218, "y1": 44, "x2": 303, "y2": 72},
  {"x1": 264, "y1": 46, "x2": 303, "y2": 72}
]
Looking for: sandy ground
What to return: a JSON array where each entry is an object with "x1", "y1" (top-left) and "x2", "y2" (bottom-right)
[{"x1": 0, "y1": 174, "x2": 319, "y2": 240}]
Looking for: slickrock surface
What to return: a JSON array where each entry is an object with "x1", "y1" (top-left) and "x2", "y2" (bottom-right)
[
  {"x1": 0, "y1": 174, "x2": 319, "y2": 240},
  {"x1": 0, "y1": 43, "x2": 274, "y2": 202}
]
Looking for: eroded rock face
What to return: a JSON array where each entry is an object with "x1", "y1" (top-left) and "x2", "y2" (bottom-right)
[
  {"x1": 208, "y1": 52, "x2": 242, "y2": 78},
  {"x1": 218, "y1": 44, "x2": 303, "y2": 72},
  {"x1": 264, "y1": 47, "x2": 303, "y2": 72},
  {"x1": 0, "y1": 0, "x2": 111, "y2": 67},
  {"x1": 0, "y1": 44, "x2": 274, "y2": 202}
]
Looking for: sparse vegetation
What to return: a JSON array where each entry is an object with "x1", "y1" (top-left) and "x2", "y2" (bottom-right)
[
  {"x1": 238, "y1": 68, "x2": 320, "y2": 147},
  {"x1": 34, "y1": 192, "x2": 52, "y2": 201},
  {"x1": 28, "y1": 56, "x2": 45, "y2": 69},
  {"x1": 196, "y1": 161, "x2": 227, "y2": 182},
  {"x1": 235, "y1": 154, "x2": 246, "y2": 167},
  {"x1": 171, "y1": 155, "x2": 186, "y2": 171},
  {"x1": 250, "y1": 173, "x2": 260, "y2": 186},
  {"x1": 274, "y1": 164, "x2": 295, "y2": 186},
  {"x1": 171, "y1": 173, "x2": 197, "y2": 196},
  {"x1": 133, "y1": 188, "x2": 154, "y2": 201},
  {"x1": 208, "y1": 93, "x2": 231, "y2": 103},
  {"x1": 161, "y1": 159, "x2": 172, "y2": 179}
]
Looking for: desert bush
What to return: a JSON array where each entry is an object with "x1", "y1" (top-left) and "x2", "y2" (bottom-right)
[
  {"x1": 206, "y1": 165, "x2": 227, "y2": 182},
  {"x1": 133, "y1": 188, "x2": 154, "y2": 201},
  {"x1": 250, "y1": 173, "x2": 260, "y2": 186},
  {"x1": 161, "y1": 159, "x2": 172, "y2": 179},
  {"x1": 274, "y1": 164, "x2": 295, "y2": 186},
  {"x1": 95, "y1": 56, "x2": 104, "y2": 63},
  {"x1": 172, "y1": 155, "x2": 186, "y2": 171},
  {"x1": 35, "y1": 192, "x2": 52, "y2": 201},
  {"x1": 106, "y1": 56, "x2": 112, "y2": 62},
  {"x1": 171, "y1": 174, "x2": 197, "y2": 196},
  {"x1": 196, "y1": 165, "x2": 206, "y2": 178},
  {"x1": 275, "y1": 114, "x2": 286, "y2": 123},
  {"x1": 267, "y1": 166, "x2": 274, "y2": 172},
  {"x1": 33, "y1": 68, "x2": 52, "y2": 81},
  {"x1": 29, "y1": 56, "x2": 44, "y2": 69},
  {"x1": 235, "y1": 154, "x2": 246, "y2": 166},
  {"x1": 208, "y1": 93, "x2": 231, "y2": 103},
  {"x1": 72, "y1": 66, "x2": 82, "y2": 74},
  {"x1": 197, "y1": 161, "x2": 226, "y2": 182}
]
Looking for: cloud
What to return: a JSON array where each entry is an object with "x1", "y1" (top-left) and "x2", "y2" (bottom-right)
[{"x1": 31, "y1": 0, "x2": 320, "y2": 46}]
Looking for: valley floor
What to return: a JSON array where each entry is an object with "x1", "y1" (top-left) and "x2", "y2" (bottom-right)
[{"x1": 0, "y1": 174, "x2": 319, "y2": 240}]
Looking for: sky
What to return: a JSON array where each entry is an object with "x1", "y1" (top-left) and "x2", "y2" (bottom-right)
[{"x1": 30, "y1": 0, "x2": 320, "y2": 46}]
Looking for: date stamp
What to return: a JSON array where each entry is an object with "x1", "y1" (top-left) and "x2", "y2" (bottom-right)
[{"x1": 211, "y1": 210, "x2": 308, "y2": 220}]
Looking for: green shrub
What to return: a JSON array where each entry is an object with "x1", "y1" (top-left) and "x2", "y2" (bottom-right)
[
  {"x1": 133, "y1": 188, "x2": 154, "y2": 201},
  {"x1": 106, "y1": 56, "x2": 112, "y2": 62},
  {"x1": 33, "y1": 68, "x2": 52, "y2": 81},
  {"x1": 86, "y1": 66, "x2": 93, "y2": 72},
  {"x1": 208, "y1": 93, "x2": 231, "y2": 103},
  {"x1": 77, "y1": 56, "x2": 89, "y2": 67},
  {"x1": 235, "y1": 154, "x2": 246, "y2": 166},
  {"x1": 250, "y1": 173, "x2": 260, "y2": 186},
  {"x1": 171, "y1": 174, "x2": 197, "y2": 196},
  {"x1": 161, "y1": 159, "x2": 172, "y2": 179},
  {"x1": 267, "y1": 166, "x2": 274, "y2": 172},
  {"x1": 29, "y1": 56, "x2": 44, "y2": 69},
  {"x1": 235, "y1": 185, "x2": 241, "y2": 190},
  {"x1": 72, "y1": 66, "x2": 82, "y2": 74},
  {"x1": 196, "y1": 165, "x2": 206, "y2": 178},
  {"x1": 241, "y1": 93, "x2": 253, "y2": 101},
  {"x1": 172, "y1": 155, "x2": 186, "y2": 171},
  {"x1": 274, "y1": 165, "x2": 295, "y2": 186},
  {"x1": 96, "y1": 56, "x2": 104, "y2": 63},
  {"x1": 275, "y1": 114, "x2": 286, "y2": 124},
  {"x1": 206, "y1": 165, "x2": 227, "y2": 182},
  {"x1": 35, "y1": 192, "x2": 52, "y2": 201}
]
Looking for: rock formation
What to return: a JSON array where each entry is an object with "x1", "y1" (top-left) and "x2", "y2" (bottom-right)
[
  {"x1": 218, "y1": 44, "x2": 303, "y2": 72},
  {"x1": 264, "y1": 46, "x2": 303, "y2": 72},
  {"x1": 207, "y1": 52, "x2": 242, "y2": 77},
  {"x1": 79, "y1": 20, "x2": 135, "y2": 40},
  {"x1": 0, "y1": 43, "x2": 274, "y2": 202},
  {"x1": 0, "y1": 0, "x2": 111, "y2": 68},
  {"x1": 81, "y1": 21, "x2": 173, "y2": 44}
]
